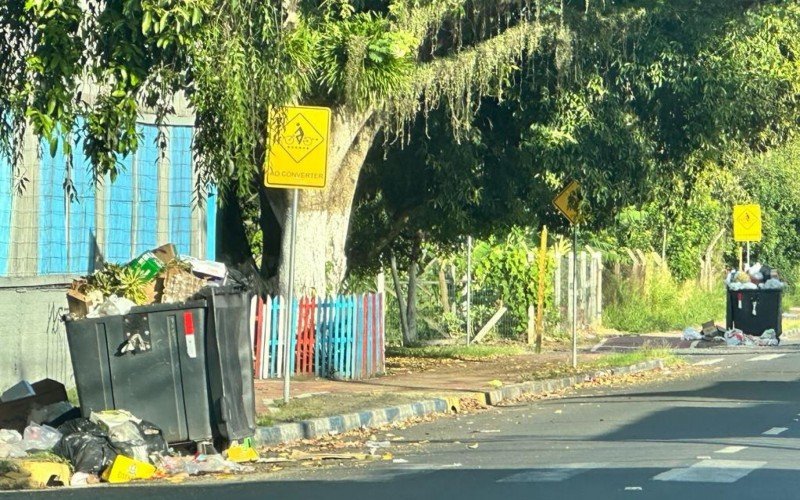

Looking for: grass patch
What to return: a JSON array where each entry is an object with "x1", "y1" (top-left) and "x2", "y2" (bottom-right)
[
  {"x1": 386, "y1": 344, "x2": 529, "y2": 360},
  {"x1": 526, "y1": 345, "x2": 680, "y2": 381},
  {"x1": 603, "y1": 262, "x2": 726, "y2": 333},
  {"x1": 585, "y1": 347, "x2": 681, "y2": 370},
  {"x1": 257, "y1": 391, "x2": 438, "y2": 426}
]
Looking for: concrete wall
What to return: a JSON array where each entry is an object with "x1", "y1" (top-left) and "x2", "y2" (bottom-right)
[{"x1": 0, "y1": 282, "x2": 73, "y2": 390}]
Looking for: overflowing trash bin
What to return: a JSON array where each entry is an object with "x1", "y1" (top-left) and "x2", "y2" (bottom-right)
[
  {"x1": 724, "y1": 262, "x2": 785, "y2": 339},
  {"x1": 62, "y1": 243, "x2": 255, "y2": 449},
  {"x1": 726, "y1": 289, "x2": 782, "y2": 337}
]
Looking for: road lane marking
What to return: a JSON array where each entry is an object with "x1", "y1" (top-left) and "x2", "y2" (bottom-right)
[
  {"x1": 762, "y1": 427, "x2": 788, "y2": 436},
  {"x1": 498, "y1": 463, "x2": 607, "y2": 483},
  {"x1": 715, "y1": 446, "x2": 747, "y2": 454},
  {"x1": 653, "y1": 460, "x2": 766, "y2": 483},
  {"x1": 694, "y1": 358, "x2": 724, "y2": 366},
  {"x1": 747, "y1": 354, "x2": 785, "y2": 362}
]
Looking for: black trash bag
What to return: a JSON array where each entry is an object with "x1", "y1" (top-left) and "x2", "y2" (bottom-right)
[
  {"x1": 53, "y1": 419, "x2": 117, "y2": 474},
  {"x1": 137, "y1": 420, "x2": 169, "y2": 457}
]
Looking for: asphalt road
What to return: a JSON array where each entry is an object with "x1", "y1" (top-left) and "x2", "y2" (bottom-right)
[{"x1": 9, "y1": 344, "x2": 800, "y2": 499}]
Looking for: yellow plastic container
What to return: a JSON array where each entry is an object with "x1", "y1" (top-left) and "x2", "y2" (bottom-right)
[
  {"x1": 101, "y1": 455, "x2": 156, "y2": 483},
  {"x1": 19, "y1": 461, "x2": 71, "y2": 488}
]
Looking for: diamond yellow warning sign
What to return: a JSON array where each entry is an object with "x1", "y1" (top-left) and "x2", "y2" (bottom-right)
[
  {"x1": 265, "y1": 106, "x2": 331, "y2": 189},
  {"x1": 553, "y1": 180, "x2": 581, "y2": 224},
  {"x1": 733, "y1": 204, "x2": 761, "y2": 242}
]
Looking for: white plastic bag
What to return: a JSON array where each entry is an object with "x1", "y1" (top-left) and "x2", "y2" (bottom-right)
[
  {"x1": 22, "y1": 423, "x2": 61, "y2": 451},
  {"x1": 0, "y1": 429, "x2": 26, "y2": 458},
  {"x1": 682, "y1": 328, "x2": 703, "y2": 341}
]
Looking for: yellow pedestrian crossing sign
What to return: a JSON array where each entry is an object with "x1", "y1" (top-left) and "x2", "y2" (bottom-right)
[
  {"x1": 733, "y1": 204, "x2": 762, "y2": 242},
  {"x1": 265, "y1": 106, "x2": 331, "y2": 189}
]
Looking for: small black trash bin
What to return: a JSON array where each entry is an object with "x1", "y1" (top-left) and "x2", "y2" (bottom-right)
[{"x1": 726, "y1": 288, "x2": 782, "y2": 337}]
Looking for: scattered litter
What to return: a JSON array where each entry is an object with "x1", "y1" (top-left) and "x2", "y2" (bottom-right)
[
  {"x1": 467, "y1": 443, "x2": 479, "y2": 449},
  {"x1": 696, "y1": 456, "x2": 711, "y2": 460},
  {"x1": 474, "y1": 430, "x2": 501, "y2": 434},
  {"x1": 625, "y1": 486, "x2": 643, "y2": 491},
  {"x1": 18, "y1": 459, "x2": 71, "y2": 488},
  {"x1": 21, "y1": 423, "x2": 61, "y2": 451},
  {"x1": 554, "y1": 410, "x2": 563, "y2": 414},
  {"x1": 682, "y1": 328, "x2": 703, "y2": 341},
  {"x1": 488, "y1": 380, "x2": 503, "y2": 389},
  {"x1": 69, "y1": 472, "x2": 100, "y2": 487},
  {"x1": 365, "y1": 440, "x2": 391, "y2": 456},
  {"x1": 392, "y1": 458, "x2": 409, "y2": 464},
  {"x1": 101, "y1": 455, "x2": 156, "y2": 483}
]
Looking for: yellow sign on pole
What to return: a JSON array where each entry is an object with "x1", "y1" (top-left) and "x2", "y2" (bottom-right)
[
  {"x1": 553, "y1": 180, "x2": 581, "y2": 224},
  {"x1": 733, "y1": 204, "x2": 762, "y2": 242},
  {"x1": 265, "y1": 106, "x2": 331, "y2": 189}
]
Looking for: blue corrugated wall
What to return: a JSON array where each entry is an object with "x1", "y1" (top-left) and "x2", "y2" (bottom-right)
[
  {"x1": 0, "y1": 153, "x2": 11, "y2": 275},
  {"x1": 0, "y1": 123, "x2": 216, "y2": 277},
  {"x1": 134, "y1": 125, "x2": 159, "y2": 255},
  {"x1": 169, "y1": 126, "x2": 193, "y2": 256},
  {"x1": 38, "y1": 140, "x2": 68, "y2": 274},
  {"x1": 69, "y1": 125, "x2": 96, "y2": 274}
]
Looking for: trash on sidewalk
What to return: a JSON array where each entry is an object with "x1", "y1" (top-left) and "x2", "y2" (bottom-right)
[
  {"x1": 53, "y1": 418, "x2": 118, "y2": 474},
  {"x1": 101, "y1": 455, "x2": 156, "y2": 483},
  {"x1": 0, "y1": 430, "x2": 26, "y2": 459},
  {"x1": 365, "y1": 440, "x2": 390, "y2": 456},
  {"x1": 21, "y1": 423, "x2": 61, "y2": 452},
  {"x1": 0, "y1": 379, "x2": 69, "y2": 434},
  {"x1": 682, "y1": 328, "x2": 703, "y2": 341},
  {"x1": 0, "y1": 381, "x2": 35, "y2": 403},
  {"x1": 225, "y1": 439, "x2": 259, "y2": 463},
  {"x1": 89, "y1": 410, "x2": 168, "y2": 464},
  {"x1": 18, "y1": 459, "x2": 71, "y2": 488}
]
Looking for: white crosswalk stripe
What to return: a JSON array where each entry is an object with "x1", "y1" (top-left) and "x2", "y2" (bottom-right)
[
  {"x1": 747, "y1": 354, "x2": 785, "y2": 362},
  {"x1": 762, "y1": 427, "x2": 788, "y2": 436},
  {"x1": 653, "y1": 460, "x2": 766, "y2": 483},
  {"x1": 694, "y1": 358, "x2": 724, "y2": 366},
  {"x1": 715, "y1": 446, "x2": 747, "y2": 454},
  {"x1": 497, "y1": 463, "x2": 607, "y2": 483}
]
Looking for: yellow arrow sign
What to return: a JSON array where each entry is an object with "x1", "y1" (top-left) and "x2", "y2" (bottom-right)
[
  {"x1": 553, "y1": 180, "x2": 581, "y2": 224},
  {"x1": 733, "y1": 204, "x2": 762, "y2": 242},
  {"x1": 265, "y1": 106, "x2": 331, "y2": 189}
]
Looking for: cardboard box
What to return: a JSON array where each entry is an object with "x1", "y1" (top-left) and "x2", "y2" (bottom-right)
[
  {"x1": 152, "y1": 243, "x2": 177, "y2": 265},
  {"x1": 161, "y1": 268, "x2": 207, "y2": 304}
]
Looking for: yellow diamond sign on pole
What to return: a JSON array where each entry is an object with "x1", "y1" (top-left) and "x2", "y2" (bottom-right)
[
  {"x1": 733, "y1": 204, "x2": 762, "y2": 242},
  {"x1": 553, "y1": 180, "x2": 581, "y2": 225},
  {"x1": 265, "y1": 106, "x2": 331, "y2": 189}
]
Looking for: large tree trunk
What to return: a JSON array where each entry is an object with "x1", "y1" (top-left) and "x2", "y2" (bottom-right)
[{"x1": 263, "y1": 108, "x2": 378, "y2": 297}]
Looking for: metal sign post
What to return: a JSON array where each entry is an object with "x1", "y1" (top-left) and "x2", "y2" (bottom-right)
[
  {"x1": 265, "y1": 105, "x2": 331, "y2": 404},
  {"x1": 553, "y1": 180, "x2": 582, "y2": 369},
  {"x1": 282, "y1": 188, "x2": 299, "y2": 403},
  {"x1": 572, "y1": 224, "x2": 578, "y2": 369},
  {"x1": 466, "y1": 235, "x2": 472, "y2": 346}
]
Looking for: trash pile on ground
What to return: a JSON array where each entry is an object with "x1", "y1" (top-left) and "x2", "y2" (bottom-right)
[
  {"x1": 0, "y1": 379, "x2": 257, "y2": 490},
  {"x1": 724, "y1": 262, "x2": 786, "y2": 291},
  {"x1": 66, "y1": 243, "x2": 228, "y2": 319},
  {"x1": 683, "y1": 321, "x2": 780, "y2": 347}
]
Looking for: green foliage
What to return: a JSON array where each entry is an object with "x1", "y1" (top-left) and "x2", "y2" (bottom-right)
[
  {"x1": 472, "y1": 227, "x2": 554, "y2": 334},
  {"x1": 84, "y1": 264, "x2": 152, "y2": 305}
]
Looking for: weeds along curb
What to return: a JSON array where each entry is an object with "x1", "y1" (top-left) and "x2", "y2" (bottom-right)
[{"x1": 254, "y1": 359, "x2": 667, "y2": 446}]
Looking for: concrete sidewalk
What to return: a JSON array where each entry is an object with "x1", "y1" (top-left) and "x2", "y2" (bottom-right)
[{"x1": 253, "y1": 347, "x2": 672, "y2": 445}]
